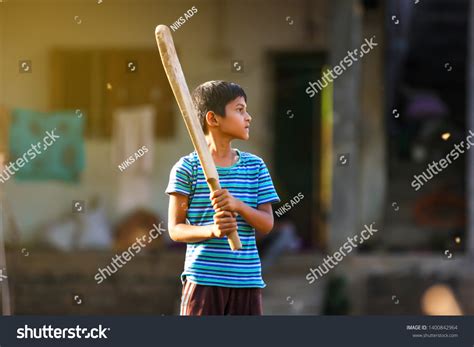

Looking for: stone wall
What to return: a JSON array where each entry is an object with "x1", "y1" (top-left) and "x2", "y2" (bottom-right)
[{"x1": 1, "y1": 250, "x2": 184, "y2": 315}]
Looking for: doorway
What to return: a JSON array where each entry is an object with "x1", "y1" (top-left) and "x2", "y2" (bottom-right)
[{"x1": 271, "y1": 52, "x2": 326, "y2": 249}]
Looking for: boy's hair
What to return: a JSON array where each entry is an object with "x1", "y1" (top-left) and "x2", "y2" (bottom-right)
[{"x1": 192, "y1": 80, "x2": 247, "y2": 134}]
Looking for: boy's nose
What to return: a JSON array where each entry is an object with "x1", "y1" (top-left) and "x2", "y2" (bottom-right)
[{"x1": 246, "y1": 113, "x2": 252, "y2": 122}]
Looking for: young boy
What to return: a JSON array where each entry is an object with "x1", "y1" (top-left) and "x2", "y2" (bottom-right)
[{"x1": 165, "y1": 80, "x2": 280, "y2": 315}]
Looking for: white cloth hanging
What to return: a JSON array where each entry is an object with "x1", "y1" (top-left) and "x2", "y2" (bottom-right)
[
  {"x1": 112, "y1": 104, "x2": 155, "y2": 214},
  {"x1": 112, "y1": 104, "x2": 155, "y2": 174}
]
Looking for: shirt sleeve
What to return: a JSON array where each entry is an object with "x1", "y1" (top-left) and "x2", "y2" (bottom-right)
[
  {"x1": 165, "y1": 157, "x2": 193, "y2": 196},
  {"x1": 257, "y1": 160, "x2": 280, "y2": 205}
]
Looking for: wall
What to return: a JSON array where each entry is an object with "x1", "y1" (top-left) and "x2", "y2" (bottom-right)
[{"x1": 3, "y1": 250, "x2": 183, "y2": 314}]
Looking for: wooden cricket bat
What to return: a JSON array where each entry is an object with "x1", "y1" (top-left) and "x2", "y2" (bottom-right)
[{"x1": 155, "y1": 25, "x2": 242, "y2": 251}]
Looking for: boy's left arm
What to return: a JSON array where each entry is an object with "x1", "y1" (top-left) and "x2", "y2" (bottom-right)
[{"x1": 211, "y1": 189, "x2": 274, "y2": 234}]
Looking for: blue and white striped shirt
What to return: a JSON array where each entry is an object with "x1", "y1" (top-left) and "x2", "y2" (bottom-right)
[{"x1": 166, "y1": 149, "x2": 280, "y2": 288}]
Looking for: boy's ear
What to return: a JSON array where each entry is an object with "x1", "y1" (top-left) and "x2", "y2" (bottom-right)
[{"x1": 205, "y1": 111, "x2": 219, "y2": 129}]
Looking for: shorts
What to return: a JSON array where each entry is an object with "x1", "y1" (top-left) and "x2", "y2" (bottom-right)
[{"x1": 180, "y1": 279, "x2": 263, "y2": 316}]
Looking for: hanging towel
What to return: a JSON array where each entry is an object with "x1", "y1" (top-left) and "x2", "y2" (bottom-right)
[
  {"x1": 112, "y1": 104, "x2": 155, "y2": 175},
  {"x1": 112, "y1": 104, "x2": 155, "y2": 214},
  {"x1": 9, "y1": 108, "x2": 85, "y2": 182}
]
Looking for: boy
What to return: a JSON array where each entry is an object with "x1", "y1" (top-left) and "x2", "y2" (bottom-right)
[{"x1": 165, "y1": 80, "x2": 280, "y2": 315}]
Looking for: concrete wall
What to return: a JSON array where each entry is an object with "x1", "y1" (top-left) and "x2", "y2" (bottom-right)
[
  {"x1": 0, "y1": 0, "x2": 328, "y2": 239},
  {"x1": 328, "y1": 0, "x2": 363, "y2": 249},
  {"x1": 328, "y1": 1, "x2": 387, "y2": 250},
  {"x1": 3, "y1": 250, "x2": 184, "y2": 314}
]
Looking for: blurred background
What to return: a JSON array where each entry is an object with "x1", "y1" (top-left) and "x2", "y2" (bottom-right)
[{"x1": 0, "y1": 0, "x2": 473, "y2": 315}]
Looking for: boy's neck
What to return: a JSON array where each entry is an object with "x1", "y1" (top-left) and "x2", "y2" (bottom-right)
[{"x1": 205, "y1": 132, "x2": 237, "y2": 165}]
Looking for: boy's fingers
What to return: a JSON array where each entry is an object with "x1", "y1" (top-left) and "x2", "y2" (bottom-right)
[
  {"x1": 210, "y1": 189, "x2": 227, "y2": 199},
  {"x1": 210, "y1": 190, "x2": 220, "y2": 198},
  {"x1": 217, "y1": 216, "x2": 236, "y2": 223},
  {"x1": 220, "y1": 203, "x2": 230, "y2": 210},
  {"x1": 212, "y1": 201, "x2": 225, "y2": 211},
  {"x1": 224, "y1": 227, "x2": 238, "y2": 235},
  {"x1": 219, "y1": 223, "x2": 237, "y2": 230},
  {"x1": 214, "y1": 227, "x2": 235, "y2": 236},
  {"x1": 213, "y1": 202, "x2": 228, "y2": 211},
  {"x1": 211, "y1": 194, "x2": 228, "y2": 205},
  {"x1": 218, "y1": 220, "x2": 236, "y2": 225},
  {"x1": 214, "y1": 201, "x2": 231, "y2": 209},
  {"x1": 214, "y1": 217, "x2": 235, "y2": 224},
  {"x1": 221, "y1": 220, "x2": 237, "y2": 227},
  {"x1": 214, "y1": 210, "x2": 231, "y2": 217},
  {"x1": 216, "y1": 219, "x2": 235, "y2": 225},
  {"x1": 216, "y1": 205, "x2": 228, "y2": 215},
  {"x1": 219, "y1": 226, "x2": 237, "y2": 234}
]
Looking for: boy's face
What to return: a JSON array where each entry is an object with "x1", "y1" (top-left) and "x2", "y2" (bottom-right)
[{"x1": 214, "y1": 96, "x2": 252, "y2": 140}]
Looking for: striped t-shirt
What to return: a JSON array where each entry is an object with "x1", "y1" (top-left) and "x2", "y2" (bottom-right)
[{"x1": 165, "y1": 149, "x2": 280, "y2": 288}]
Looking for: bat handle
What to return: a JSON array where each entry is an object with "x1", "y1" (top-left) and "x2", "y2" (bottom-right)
[
  {"x1": 227, "y1": 231, "x2": 242, "y2": 251},
  {"x1": 227, "y1": 232, "x2": 242, "y2": 251},
  {"x1": 208, "y1": 178, "x2": 242, "y2": 251}
]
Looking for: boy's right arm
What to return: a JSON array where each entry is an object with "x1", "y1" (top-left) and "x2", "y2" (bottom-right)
[{"x1": 168, "y1": 193, "x2": 237, "y2": 243}]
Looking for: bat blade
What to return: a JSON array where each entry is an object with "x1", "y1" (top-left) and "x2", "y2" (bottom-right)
[{"x1": 155, "y1": 25, "x2": 242, "y2": 251}]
